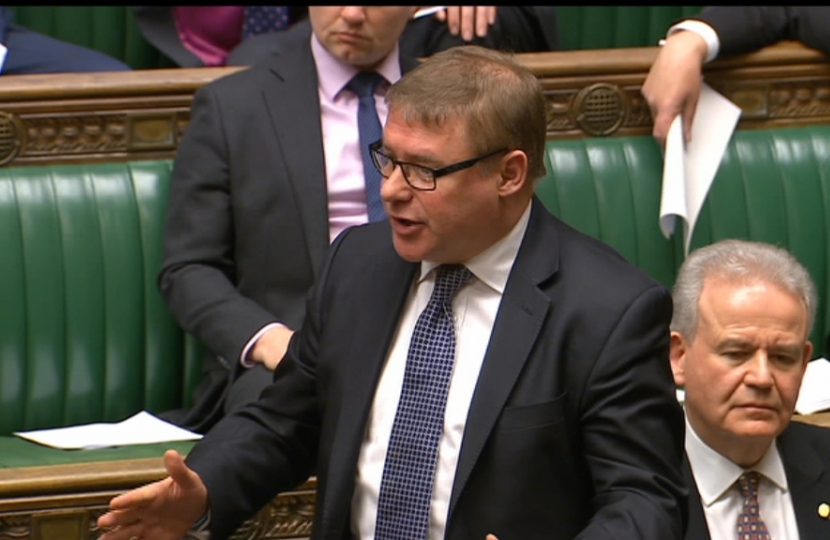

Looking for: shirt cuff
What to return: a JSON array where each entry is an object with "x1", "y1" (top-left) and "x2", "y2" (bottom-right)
[
  {"x1": 0, "y1": 43, "x2": 8, "y2": 74},
  {"x1": 667, "y1": 19, "x2": 720, "y2": 63},
  {"x1": 185, "y1": 509, "x2": 211, "y2": 540},
  {"x1": 239, "y1": 322, "x2": 286, "y2": 368}
]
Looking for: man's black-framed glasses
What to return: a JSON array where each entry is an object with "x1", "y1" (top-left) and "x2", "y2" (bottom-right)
[{"x1": 369, "y1": 140, "x2": 508, "y2": 191}]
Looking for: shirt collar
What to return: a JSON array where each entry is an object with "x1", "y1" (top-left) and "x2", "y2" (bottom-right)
[
  {"x1": 419, "y1": 201, "x2": 532, "y2": 293},
  {"x1": 310, "y1": 33, "x2": 402, "y2": 102},
  {"x1": 685, "y1": 414, "x2": 789, "y2": 506}
]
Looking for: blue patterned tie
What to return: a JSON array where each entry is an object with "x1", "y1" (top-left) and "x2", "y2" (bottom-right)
[
  {"x1": 347, "y1": 72, "x2": 387, "y2": 222},
  {"x1": 241, "y1": 6, "x2": 290, "y2": 39},
  {"x1": 375, "y1": 264, "x2": 473, "y2": 540},
  {"x1": 737, "y1": 472, "x2": 771, "y2": 540}
]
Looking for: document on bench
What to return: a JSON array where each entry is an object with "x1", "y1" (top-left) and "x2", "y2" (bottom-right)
[
  {"x1": 796, "y1": 357, "x2": 830, "y2": 415},
  {"x1": 13, "y1": 411, "x2": 202, "y2": 450},
  {"x1": 659, "y1": 82, "x2": 742, "y2": 255}
]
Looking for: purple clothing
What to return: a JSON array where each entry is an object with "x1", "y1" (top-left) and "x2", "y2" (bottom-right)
[{"x1": 174, "y1": 6, "x2": 244, "y2": 67}]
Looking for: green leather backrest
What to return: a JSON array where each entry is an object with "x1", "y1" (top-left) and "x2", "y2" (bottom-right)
[
  {"x1": 0, "y1": 160, "x2": 201, "y2": 435},
  {"x1": 539, "y1": 126, "x2": 830, "y2": 358}
]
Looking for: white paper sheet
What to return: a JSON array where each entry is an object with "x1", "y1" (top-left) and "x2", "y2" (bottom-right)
[
  {"x1": 659, "y1": 83, "x2": 743, "y2": 254},
  {"x1": 0, "y1": 43, "x2": 7, "y2": 74},
  {"x1": 795, "y1": 357, "x2": 830, "y2": 415},
  {"x1": 14, "y1": 411, "x2": 202, "y2": 450}
]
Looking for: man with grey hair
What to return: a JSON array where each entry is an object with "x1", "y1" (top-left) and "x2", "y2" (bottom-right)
[{"x1": 670, "y1": 238, "x2": 830, "y2": 539}]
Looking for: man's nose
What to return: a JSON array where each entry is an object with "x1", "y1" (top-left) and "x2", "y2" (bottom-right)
[
  {"x1": 744, "y1": 353, "x2": 774, "y2": 388},
  {"x1": 340, "y1": 6, "x2": 367, "y2": 24},
  {"x1": 380, "y1": 165, "x2": 411, "y2": 203}
]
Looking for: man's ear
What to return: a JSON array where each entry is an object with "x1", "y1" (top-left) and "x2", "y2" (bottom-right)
[
  {"x1": 669, "y1": 331, "x2": 687, "y2": 387},
  {"x1": 801, "y1": 340, "x2": 814, "y2": 375},
  {"x1": 497, "y1": 150, "x2": 528, "y2": 197}
]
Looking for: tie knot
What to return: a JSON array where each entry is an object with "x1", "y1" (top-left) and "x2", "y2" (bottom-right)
[
  {"x1": 431, "y1": 264, "x2": 472, "y2": 304},
  {"x1": 348, "y1": 71, "x2": 385, "y2": 99},
  {"x1": 738, "y1": 471, "x2": 762, "y2": 499}
]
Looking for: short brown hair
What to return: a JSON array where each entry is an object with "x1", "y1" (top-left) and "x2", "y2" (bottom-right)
[{"x1": 386, "y1": 46, "x2": 547, "y2": 183}]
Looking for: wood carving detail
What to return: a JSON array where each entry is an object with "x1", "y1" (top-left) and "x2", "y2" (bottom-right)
[
  {"x1": 23, "y1": 115, "x2": 128, "y2": 155},
  {"x1": 768, "y1": 81, "x2": 830, "y2": 118},
  {"x1": 0, "y1": 514, "x2": 30, "y2": 540}
]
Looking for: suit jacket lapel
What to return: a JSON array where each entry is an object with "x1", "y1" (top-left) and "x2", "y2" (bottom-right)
[
  {"x1": 779, "y1": 425, "x2": 830, "y2": 538},
  {"x1": 260, "y1": 41, "x2": 331, "y2": 279},
  {"x1": 320, "y1": 235, "x2": 418, "y2": 535},
  {"x1": 449, "y1": 198, "x2": 557, "y2": 513},
  {"x1": 682, "y1": 457, "x2": 712, "y2": 540}
]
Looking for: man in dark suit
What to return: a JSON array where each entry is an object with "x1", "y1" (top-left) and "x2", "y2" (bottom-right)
[
  {"x1": 158, "y1": 7, "x2": 421, "y2": 433},
  {"x1": 668, "y1": 239, "x2": 830, "y2": 539},
  {"x1": 99, "y1": 45, "x2": 687, "y2": 540},
  {"x1": 642, "y1": 7, "x2": 830, "y2": 145}
]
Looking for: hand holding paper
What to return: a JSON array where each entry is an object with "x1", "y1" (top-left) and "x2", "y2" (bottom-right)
[{"x1": 658, "y1": 83, "x2": 742, "y2": 254}]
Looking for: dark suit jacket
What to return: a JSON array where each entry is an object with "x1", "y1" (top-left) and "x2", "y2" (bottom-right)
[
  {"x1": 158, "y1": 26, "x2": 419, "y2": 432},
  {"x1": 684, "y1": 421, "x2": 830, "y2": 539},
  {"x1": 186, "y1": 198, "x2": 688, "y2": 540},
  {"x1": 694, "y1": 6, "x2": 830, "y2": 57}
]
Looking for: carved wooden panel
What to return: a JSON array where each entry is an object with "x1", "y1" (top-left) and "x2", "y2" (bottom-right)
[
  {"x1": 2, "y1": 44, "x2": 830, "y2": 166},
  {"x1": 0, "y1": 459, "x2": 316, "y2": 540}
]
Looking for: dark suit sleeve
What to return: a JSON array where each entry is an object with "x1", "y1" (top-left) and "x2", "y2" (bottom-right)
[
  {"x1": 183, "y1": 225, "x2": 353, "y2": 540},
  {"x1": 399, "y1": 6, "x2": 558, "y2": 58},
  {"x1": 576, "y1": 284, "x2": 687, "y2": 539},
  {"x1": 695, "y1": 6, "x2": 830, "y2": 57},
  {"x1": 158, "y1": 84, "x2": 280, "y2": 367}
]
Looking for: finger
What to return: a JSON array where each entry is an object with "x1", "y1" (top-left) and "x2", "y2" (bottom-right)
[
  {"x1": 682, "y1": 94, "x2": 699, "y2": 145},
  {"x1": 476, "y1": 6, "x2": 494, "y2": 37},
  {"x1": 98, "y1": 507, "x2": 142, "y2": 530},
  {"x1": 164, "y1": 449, "x2": 201, "y2": 491},
  {"x1": 434, "y1": 7, "x2": 446, "y2": 22},
  {"x1": 487, "y1": 6, "x2": 497, "y2": 25},
  {"x1": 486, "y1": 535, "x2": 499, "y2": 540},
  {"x1": 460, "y1": 7, "x2": 475, "y2": 41},
  {"x1": 445, "y1": 7, "x2": 460, "y2": 35}
]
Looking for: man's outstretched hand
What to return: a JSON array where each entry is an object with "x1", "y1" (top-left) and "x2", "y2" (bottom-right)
[{"x1": 98, "y1": 450, "x2": 209, "y2": 540}]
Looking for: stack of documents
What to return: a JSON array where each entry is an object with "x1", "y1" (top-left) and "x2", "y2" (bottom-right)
[
  {"x1": 795, "y1": 358, "x2": 830, "y2": 415},
  {"x1": 14, "y1": 411, "x2": 202, "y2": 450}
]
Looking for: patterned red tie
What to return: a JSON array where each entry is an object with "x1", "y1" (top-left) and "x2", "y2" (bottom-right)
[{"x1": 737, "y1": 471, "x2": 771, "y2": 540}]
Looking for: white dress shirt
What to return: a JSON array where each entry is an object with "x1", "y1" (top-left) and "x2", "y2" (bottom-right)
[
  {"x1": 351, "y1": 202, "x2": 532, "y2": 540},
  {"x1": 685, "y1": 416, "x2": 800, "y2": 539}
]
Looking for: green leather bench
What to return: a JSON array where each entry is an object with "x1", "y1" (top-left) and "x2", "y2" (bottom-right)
[
  {"x1": 0, "y1": 159, "x2": 202, "y2": 466},
  {"x1": 1, "y1": 125, "x2": 829, "y2": 539},
  {"x1": 2, "y1": 127, "x2": 828, "y2": 455},
  {"x1": 539, "y1": 126, "x2": 830, "y2": 358}
]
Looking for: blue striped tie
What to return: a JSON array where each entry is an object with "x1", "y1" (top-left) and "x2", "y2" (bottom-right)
[
  {"x1": 347, "y1": 72, "x2": 387, "y2": 222},
  {"x1": 375, "y1": 264, "x2": 473, "y2": 540}
]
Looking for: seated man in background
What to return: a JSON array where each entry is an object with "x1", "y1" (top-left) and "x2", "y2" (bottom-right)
[
  {"x1": 99, "y1": 45, "x2": 686, "y2": 540},
  {"x1": 134, "y1": 6, "x2": 558, "y2": 68},
  {"x1": 642, "y1": 7, "x2": 830, "y2": 146},
  {"x1": 157, "y1": 6, "x2": 422, "y2": 433},
  {"x1": 0, "y1": 6, "x2": 129, "y2": 74},
  {"x1": 670, "y1": 238, "x2": 830, "y2": 539}
]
